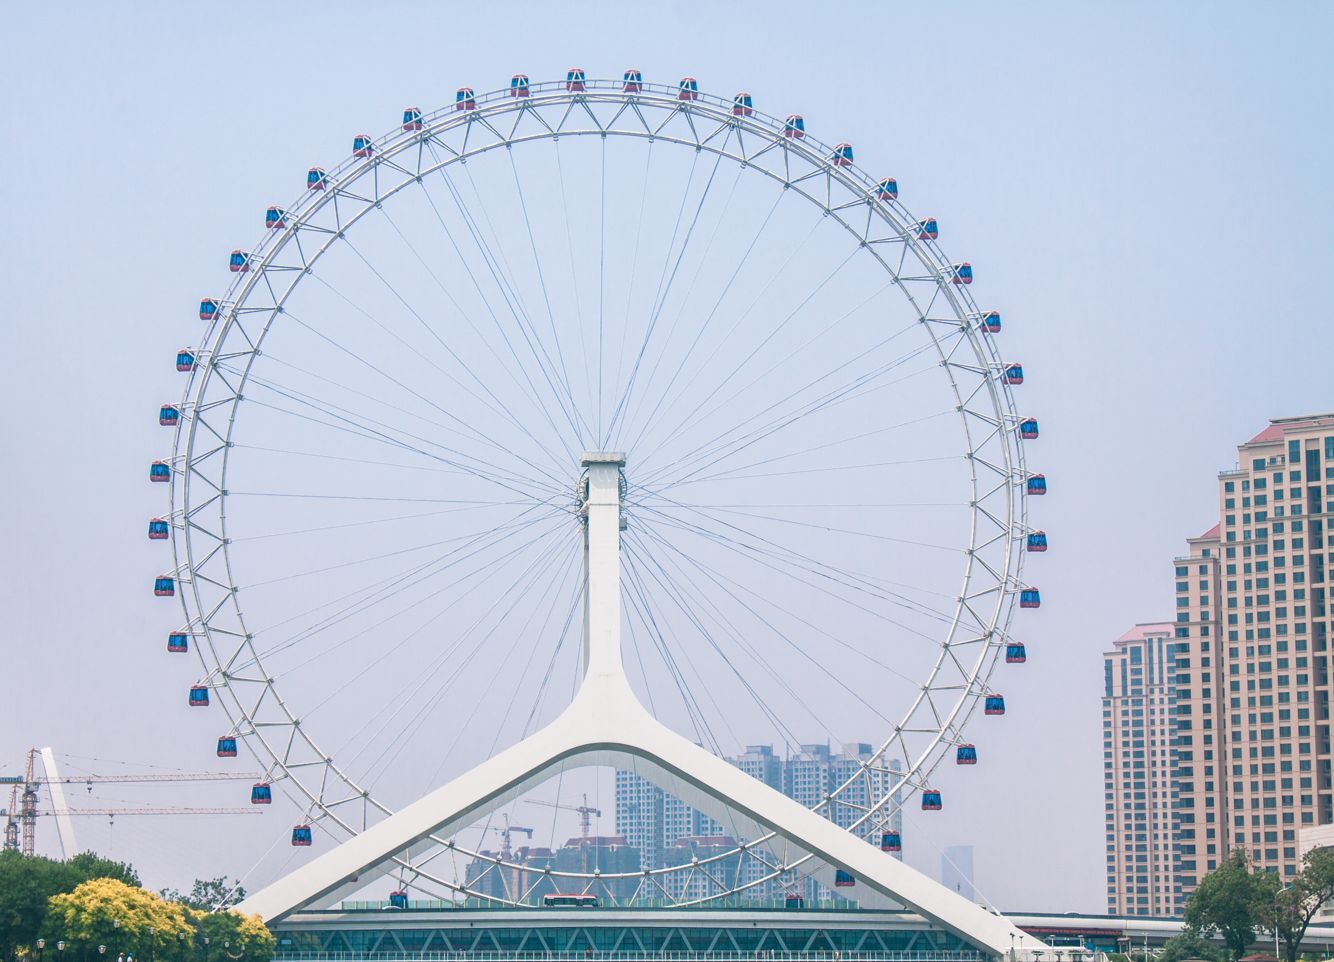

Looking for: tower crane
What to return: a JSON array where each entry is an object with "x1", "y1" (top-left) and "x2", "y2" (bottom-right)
[
  {"x1": 488, "y1": 814, "x2": 534, "y2": 859},
  {"x1": 527, "y1": 793, "x2": 602, "y2": 837}
]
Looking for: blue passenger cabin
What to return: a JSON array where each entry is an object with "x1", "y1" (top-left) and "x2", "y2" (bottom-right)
[
  {"x1": 830, "y1": 143, "x2": 854, "y2": 167},
  {"x1": 980, "y1": 311, "x2": 1001, "y2": 334},
  {"x1": 199, "y1": 298, "x2": 220, "y2": 321},
  {"x1": 228, "y1": 250, "x2": 250, "y2": 273},
  {"x1": 154, "y1": 575, "x2": 175, "y2": 597},
  {"x1": 1027, "y1": 530, "x2": 1048, "y2": 552},
  {"x1": 159, "y1": 404, "x2": 180, "y2": 426},
  {"x1": 307, "y1": 167, "x2": 328, "y2": 191},
  {"x1": 265, "y1": 206, "x2": 286, "y2": 229},
  {"x1": 291, "y1": 825, "x2": 313, "y2": 847},
  {"x1": 951, "y1": 262, "x2": 973, "y2": 285},
  {"x1": 834, "y1": 870, "x2": 855, "y2": 887},
  {"x1": 875, "y1": 178, "x2": 898, "y2": 201},
  {"x1": 623, "y1": 69, "x2": 643, "y2": 93},
  {"x1": 176, "y1": 349, "x2": 197, "y2": 372},
  {"x1": 880, "y1": 831, "x2": 901, "y2": 853},
  {"x1": 167, "y1": 632, "x2": 189, "y2": 653},
  {"x1": 984, "y1": 694, "x2": 1006, "y2": 715},
  {"x1": 566, "y1": 68, "x2": 586, "y2": 92},
  {"x1": 188, "y1": 686, "x2": 209, "y2": 707},
  {"x1": 1006, "y1": 641, "x2": 1027, "y2": 663},
  {"x1": 216, "y1": 736, "x2": 237, "y2": 757},
  {"x1": 1018, "y1": 418, "x2": 1039, "y2": 440},
  {"x1": 783, "y1": 115, "x2": 805, "y2": 139},
  {"x1": 251, "y1": 783, "x2": 273, "y2": 804},
  {"x1": 148, "y1": 517, "x2": 170, "y2": 540},
  {"x1": 915, "y1": 218, "x2": 938, "y2": 240},
  {"x1": 150, "y1": 460, "x2": 171, "y2": 482},
  {"x1": 1003, "y1": 363, "x2": 1024, "y2": 385},
  {"x1": 1026, "y1": 474, "x2": 1047, "y2": 496},
  {"x1": 402, "y1": 107, "x2": 423, "y2": 131},
  {"x1": 510, "y1": 74, "x2": 530, "y2": 97},
  {"x1": 677, "y1": 77, "x2": 699, "y2": 101},
  {"x1": 353, "y1": 134, "x2": 374, "y2": 158},
  {"x1": 1019, "y1": 587, "x2": 1041, "y2": 608},
  {"x1": 956, "y1": 743, "x2": 977, "y2": 765},
  {"x1": 784, "y1": 893, "x2": 804, "y2": 910},
  {"x1": 921, "y1": 789, "x2": 942, "y2": 811},
  {"x1": 389, "y1": 890, "x2": 409, "y2": 909},
  {"x1": 455, "y1": 87, "x2": 476, "y2": 111},
  {"x1": 732, "y1": 92, "x2": 753, "y2": 116}
]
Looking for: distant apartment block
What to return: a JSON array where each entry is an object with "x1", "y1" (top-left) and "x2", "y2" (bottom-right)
[{"x1": 1103, "y1": 622, "x2": 1182, "y2": 916}]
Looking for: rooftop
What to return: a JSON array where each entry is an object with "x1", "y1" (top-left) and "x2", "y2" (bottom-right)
[
  {"x1": 1115, "y1": 623, "x2": 1175, "y2": 644},
  {"x1": 1245, "y1": 413, "x2": 1334, "y2": 446}
]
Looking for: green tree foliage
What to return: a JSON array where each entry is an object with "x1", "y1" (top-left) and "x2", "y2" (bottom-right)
[
  {"x1": 0, "y1": 851, "x2": 140, "y2": 962},
  {"x1": 1157, "y1": 927, "x2": 1228, "y2": 962},
  {"x1": 191, "y1": 911, "x2": 274, "y2": 962},
  {"x1": 45, "y1": 879, "x2": 194, "y2": 962},
  {"x1": 158, "y1": 881, "x2": 245, "y2": 913},
  {"x1": 1184, "y1": 850, "x2": 1278, "y2": 962},
  {"x1": 1252, "y1": 847, "x2": 1334, "y2": 962}
]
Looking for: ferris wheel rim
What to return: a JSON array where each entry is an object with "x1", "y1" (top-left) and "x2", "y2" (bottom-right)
[{"x1": 162, "y1": 78, "x2": 1032, "y2": 904}]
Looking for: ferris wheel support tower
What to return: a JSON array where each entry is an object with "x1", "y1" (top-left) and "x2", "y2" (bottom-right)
[{"x1": 236, "y1": 454, "x2": 1040, "y2": 959}]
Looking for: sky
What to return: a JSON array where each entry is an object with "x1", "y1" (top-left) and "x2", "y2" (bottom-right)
[{"x1": 1, "y1": 0, "x2": 1333, "y2": 916}]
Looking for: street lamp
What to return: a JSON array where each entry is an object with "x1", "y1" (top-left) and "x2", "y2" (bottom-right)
[
  {"x1": 37, "y1": 939, "x2": 46, "y2": 962},
  {"x1": 146, "y1": 928, "x2": 155, "y2": 962}
]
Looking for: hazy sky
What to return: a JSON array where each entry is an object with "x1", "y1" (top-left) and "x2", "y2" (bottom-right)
[{"x1": 2, "y1": 0, "x2": 1332, "y2": 915}]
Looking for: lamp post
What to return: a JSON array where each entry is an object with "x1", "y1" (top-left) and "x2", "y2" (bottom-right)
[
  {"x1": 146, "y1": 927, "x2": 155, "y2": 962},
  {"x1": 37, "y1": 939, "x2": 46, "y2": 962}
]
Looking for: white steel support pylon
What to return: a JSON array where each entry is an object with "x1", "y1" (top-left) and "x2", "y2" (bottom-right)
[{"x1": 237, "y1": 455, "x2": 1040, "y2": 959}]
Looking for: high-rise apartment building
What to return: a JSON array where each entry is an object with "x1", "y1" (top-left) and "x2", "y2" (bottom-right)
[
  {"x1": 1103, "y1": 622, "x2": 1182, "y2": 916},
  {"x1": 1115, "y1": 415, "x2": 1334, "y2": 911}
]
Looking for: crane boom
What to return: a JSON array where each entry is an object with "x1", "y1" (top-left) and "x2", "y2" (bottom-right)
[{"x1": 526, "y1": 793, "x2": 602, "y2": 837}]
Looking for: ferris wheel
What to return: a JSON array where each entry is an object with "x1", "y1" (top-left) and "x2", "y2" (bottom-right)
[{"x1": 148, "y1": 70, "x2": 1046, "y2": 908}]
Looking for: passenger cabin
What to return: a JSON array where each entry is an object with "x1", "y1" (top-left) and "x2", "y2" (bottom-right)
[
  {"x1": 455, "y1": 87, "x2": 476, "y2": 111},
  {"x1": 1006, "y1": 641, "x2": 1027, "y2": 663},
  {"x1": 199, "y1": 299, "x2": 220, "y2": 321},
  {"x1": 1026, "y1": 474, "x2": 1047, "y2": 496},
  {"x1": 188, "y1": 686, "x2": 209, "y2": 707},
  {"x1": 154, "y1": 575, "x2": 175, "y2": 597},
  {"x1": 216, "y1": 736, "x2": 237, "y2": 757},
  {"x1": 1018, "y1": 418, "x2": 1040, "y2": 440},
  {"x1": 148, "y1": 518, "x2": 170, "y2": 540},
  {"x1": 251, "y1": 783, "x2": 273, "y2": 805},
  {"x1": 834, "y1": 870, "x2": 855, "y2": 887},
  {"x1": 228, "y1": 250, "x2": 250, "y2": 273},
  {"x1": 875, "y1": 178, "x2": 898, "y2": 201},
  {"x1": 265, "y1": 206, "x2": 286, "y2": 229},
  {"x1": 984, "y1": 694, "x2": 1006, "y2": 715},
  {"x1": 830, "y1": 143, "x2": 854, "y2": 167},
  {"x1": 176, "y1": 349, "x2": 197, "y2": 372},
  {"x1": 150, "y1": 460, "x2": 171, "y2": 482},
  {"x1": 915, "y1": 218, "x2": 938, "y2": 240},
  {"x1": 921, "y1": 789, "x2": 942, "y2": 811},
  {"x1": 167, "y1": 633, "x2": 189, "y2": 653},
  {"x1": 291, "y1": 825, "x2": 313, "y2": 847},
  {"x1": 956, "y1": 744, "x2": 977, "y2": 765},
  {"x1": 1027, "y1": 530, "x2": 1048, "y2": 552},
  {"x1": 159, "y1": 404, "x2": 180, "y2": 426},
  {"x1": 510, "y1": 74, "x2": 530, "y2": 97},
  {"x1": 732, "y1": 92, "x2": 753, "y2": 116},
  {"x1": 1003, "y1": 363, "x2": 1024, "y2": 385},
  {"x1": 388, "y1": 891, "x2": 408, "y2": 909},
  {"x1": 951, "y1": 262, "x2": 973, "y2": 285},
  {"x1": 307, "y1": 167, "x2": 328, "y2": 191},
  {"x1": 980, "y1": 311, "x2": 1001, "y2": 334},
  {"x1": 1019, "y1": 587, "x2": 1041, "y2": 608},
  {"x1": 402, "y1": 108, "x2": 423, "y2": 131},
  {"x1": 677, "y1": 77, "x2": 699, "y2": 101},
  {"x1": 565, "y1": 68, "x2": 586, "y2": 92},
  {"x1": 353, "y1": 135, "x2": 374, "y2": 157},
  {"x1": 623, "y1": 70, "x2": 643, "y2": 93},
  {"x1": 880, "y1": 831, "x2": 901, "y2": 853},
  {"x1": 783, "y1": 115, "x2": 805, "y2": 139},
  {"x1": 784, "y1": 893, "x2": 805, "y2": 910}
]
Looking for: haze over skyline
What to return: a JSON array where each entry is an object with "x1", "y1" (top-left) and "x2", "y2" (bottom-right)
[{"x1": 2, "y1": 1, "x2": 1332, "y2": 914}]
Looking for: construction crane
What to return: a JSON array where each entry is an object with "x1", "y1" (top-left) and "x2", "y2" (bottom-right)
[
  {"x1": 3, "y1": 748, "x2": 263, "y2": 857},
  {"x1": 488, "y1": 814, "x2": 534, "y2": 859},
  {"x1": 527, "y1": 793, "x2": 602, "y2": 837}
]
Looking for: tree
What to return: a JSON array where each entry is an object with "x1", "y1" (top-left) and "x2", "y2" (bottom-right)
[
  {"x1": 190, "y1": 912, "x2": 273, "y2": 962},
  {"x1": 1185, "y1": 850, "x2": 1278, "y2": 962},
  {"x1": 159, "y1": 881, "x2": 245, "y2": 913},
  {"x1": 1157, "y1": 927, "x2": 1227, "y2": 962},
  {"x1": 1252, "y1": 847, "x2": 1334, "y2": 962},
  {"x1": 45, "y1": 879, "x2": 194, "y2": 962},
  {"x1": 0, "y1": 851, "x2": 140, "y2": 962}
]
